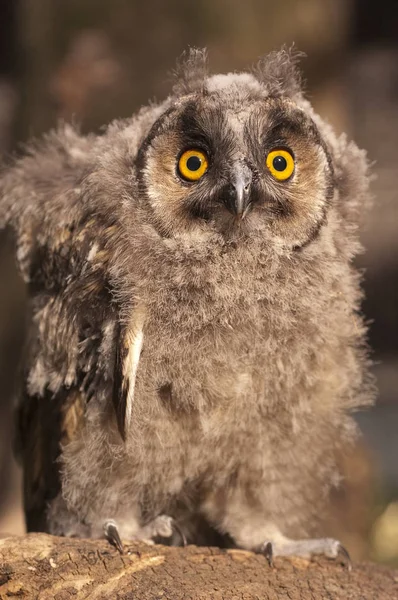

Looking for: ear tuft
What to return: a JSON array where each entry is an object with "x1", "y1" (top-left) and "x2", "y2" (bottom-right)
[
  {"x1": 254, "y1": 46, "x2": 305, "y2": 98},
  {"x1": 172, "y1": 47, "x2": 208, "y2": 97}
]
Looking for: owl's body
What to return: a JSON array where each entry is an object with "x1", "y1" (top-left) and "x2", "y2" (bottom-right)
[{"x1": 0, "y1": 50, "x2": 372, "y2": 556}]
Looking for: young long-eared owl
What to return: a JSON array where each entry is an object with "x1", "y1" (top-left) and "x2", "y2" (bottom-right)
[{"x1": 0, "y1": 48, "x2": 373, "y2": 561}]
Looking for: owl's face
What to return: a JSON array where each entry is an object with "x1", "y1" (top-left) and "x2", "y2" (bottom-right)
[{"x1": 137, "y1": 67, "x2": 335, "y2": 250}]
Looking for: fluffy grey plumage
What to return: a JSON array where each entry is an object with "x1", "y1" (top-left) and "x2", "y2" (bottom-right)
[{"x1": 0, "y1": 48, "x2": 373, "y2": 557}]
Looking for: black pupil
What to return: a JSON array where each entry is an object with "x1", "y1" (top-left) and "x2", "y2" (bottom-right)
[
  {"x1": 272, "y1": 155, "x2": 287, "y2": 172},
  {"x1": 186, "y1": 155, "x2": 202, "y2": 171}
]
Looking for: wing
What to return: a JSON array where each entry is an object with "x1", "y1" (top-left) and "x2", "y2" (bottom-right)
[
  {"x1": 17, "y1": 213, "x2": 121, "y2": 531},
  {"x1": 0, "y1": 125, "x2": 137, "y2": 529}
]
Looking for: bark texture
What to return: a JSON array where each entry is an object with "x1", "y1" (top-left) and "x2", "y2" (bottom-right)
[{"x1": 0, "y1": 533, "x2": 397, "y2": 600}]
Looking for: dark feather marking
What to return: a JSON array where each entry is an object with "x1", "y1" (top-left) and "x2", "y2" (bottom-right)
[
  {"x1": 112, "y1": 321, "x2": 131, "y2": 441},
  {"x1": 158, "y1": 383, "x2": 173, "y2": 406},
  {"x1": 292, "y1": 211, "x2": 328, "y2": 251},
  {"x1": 136, "y1": 105, "x2": 178, "y2": 168},
  {"x1": 177, "y1": 102, "x2": 214, "y2": 155},
  {"x1": 177, "y1": 102, "x2": 233, "y2": 159},
  {"x1": 11, "y1": 207, "x2": 127, "y2": 527},
  {"x1": 16, "y1": 388, "x2": 85, "y2": 532}
]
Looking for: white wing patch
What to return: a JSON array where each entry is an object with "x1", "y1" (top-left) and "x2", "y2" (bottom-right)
[{"x1": 122, "y1": 305, "x2": 146, "y2": 434}]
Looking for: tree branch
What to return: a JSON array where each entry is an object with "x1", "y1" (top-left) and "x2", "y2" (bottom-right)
[{"x1": 0, "y1": 533, "x2": 397, "y2": 599}]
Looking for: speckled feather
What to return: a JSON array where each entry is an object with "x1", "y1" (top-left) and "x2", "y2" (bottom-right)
[{"x1": 0, "y1": 48, "x2": 373, "y2": 549}]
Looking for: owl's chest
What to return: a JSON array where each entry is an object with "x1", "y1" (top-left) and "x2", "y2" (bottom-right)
[
  {"x1": 124, "y1": 247, "x2": 339, "y2": 478},
  {"x1": 134, "y1": 255, "x2": 298, "y2": 408},
  {"x1": 128, "y1": 237, "x2": 330, "y2": 418}
]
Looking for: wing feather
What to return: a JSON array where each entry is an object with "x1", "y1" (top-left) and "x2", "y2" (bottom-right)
[
  {"x1": 0, "y1": 126, "x2": 138, "y2": 528},
  {"x1": 113, "y1": 305, "x2": 146, "y2": 440}
]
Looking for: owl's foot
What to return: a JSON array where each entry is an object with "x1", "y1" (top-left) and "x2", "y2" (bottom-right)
[
  {"x1": 257, "y1": 537, "x2": 351, "y2": 570},
  {"x1": 142, "y1": 514, "x2": 187, "y2": 547},
  {"x1": 103, "y1": 515, "x2": 186, "y2": 554}
]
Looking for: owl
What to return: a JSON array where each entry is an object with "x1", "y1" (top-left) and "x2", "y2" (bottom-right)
[{"x1": 0, "y1": 48, "x2": 372, "y2": 563}]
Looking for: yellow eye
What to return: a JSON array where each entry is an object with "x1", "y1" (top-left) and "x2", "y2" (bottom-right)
[
  {"x1": 266, "y1": 149, "x2": 295, "y2": 181},
  {"x1": 178, "y1": 149, "x2": 209, "y2": 182}
]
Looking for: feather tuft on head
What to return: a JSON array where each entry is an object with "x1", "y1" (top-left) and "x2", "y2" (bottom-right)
[
  {"x1": 172, "y1": 47, "x2": 208, "y2": 97},
  {"x1": 254, "y1": 46, "x2": 305, "y2": 98}
]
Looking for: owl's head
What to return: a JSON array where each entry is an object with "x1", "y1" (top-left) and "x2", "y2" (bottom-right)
[{"x1": 136, "y1": 48, "x2": 367, "y2": 251}]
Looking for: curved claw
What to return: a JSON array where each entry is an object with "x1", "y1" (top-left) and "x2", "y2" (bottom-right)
[
  {"x1": 104, "y1": 520, "x2": 124, "y2": 554},
  {"x1": 337, "y1": 543, "x2": 352, "y2": 571},
  {"x1": 171, "y1": 521, "x2": 187, "y2": 547},
  {"x1": 262, "y1": 541, "x2": 274, "y2": 567}
]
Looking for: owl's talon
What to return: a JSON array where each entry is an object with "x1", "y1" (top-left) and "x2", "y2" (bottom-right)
[
  {"x1": 337, "y1": 543, "x2": 352, "y2": 571},
  {"x1": 172, "y1": 520, "x2": 187, "y2": 547},
  {"x1": 261, "y1": 541, "x2": 274, "y2": 567},
  {"x1": 104, "y1": 520, "x2": 124, "y2": 554}
]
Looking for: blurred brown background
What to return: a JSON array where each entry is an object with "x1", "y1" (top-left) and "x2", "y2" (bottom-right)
[{"x1": 0, "y1": 0, "x2": 397, "y2": 564}]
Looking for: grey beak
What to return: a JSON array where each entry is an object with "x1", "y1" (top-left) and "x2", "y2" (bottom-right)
[{"x1": 223, "y1": 164, "x2": 252, "y2": 218}]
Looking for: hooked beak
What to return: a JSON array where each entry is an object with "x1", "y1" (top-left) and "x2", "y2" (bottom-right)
[{"x1": 222, "y1": 165, "x2": 252, "y2": 218}]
